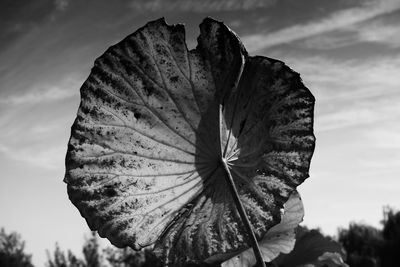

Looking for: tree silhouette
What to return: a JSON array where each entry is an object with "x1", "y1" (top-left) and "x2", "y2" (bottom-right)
[
  {"x1": 0, "y1": 228, "x2": 34, "y2": 267},
  {"x1": 380, "y1": 207, "x2": 400, "y2": 267},
  {"x1": 47, "y1": 232, "x2": 163, "y2": 267},
  {"x1": 338, "y1": 223, "x2": 382, "y2": 267},
  {"x1": 82, "y1": 232, "x2": 102, "y2": 267},
  {"x1": 46, "y1": 232, "x2": 104, "y2": 267},
  {"x1": 2, "y1": 206, "x2": 399, "y2": 267},
  {"x1": 338, "y1": 207, "x2": 400, "y2": 267},
  {"x1": 46, "y1": 243, "x2": 85, "y2": 267}
]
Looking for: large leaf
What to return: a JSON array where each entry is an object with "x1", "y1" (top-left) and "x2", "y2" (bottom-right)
[
  {"x1": 64, "y1": 18, "x2": 315, "y2": 266},
  {"x1": 220, "y1": 191, "x2": 304, "y2": 267}
]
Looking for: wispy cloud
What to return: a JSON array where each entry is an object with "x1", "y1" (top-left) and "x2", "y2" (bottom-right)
[
  {"x1": 0, "y1": 142, "x2": 66, "y2": 170},
  {"x1": 0, "y1": 72, "x2": 80, "y2": 117},
  {"x1": 297, "y1": 31, "x2": 359, "y2": 50},
  {"x1": 0, "y1": 85, "x2": 76, "y2": 105},
  {"x1": 130, "y1": 0, "x2": 276, "y2": 12},
  {"x1": 365, "y1": 124, "x2": 400, "y2": 149},
  {"x1": 0, "y1": 73, "x2": 79, "y2": 169},
  {"x1": 271, "y1": 52, "x2": 400, "y2": 132},
  {"x1": 299, "y1": 19, "x2": 400, "y2": 50},
  {"x1": 241, "y1": 0, "x2": 400, "y2": 52},
  {"x1": 54, "y1": 0, "x2": 69, "y2": 11},
  {"x1": 356, "y1": 20, "x2": 400, "y2": 47},
  {"x1": 356, "y1": 123, "x2": 400, "y2": 171},
  {"x1": 315, "y1": 103, "x2": 399, "y2": 132},
  {"x1": 0, "y1": 105, "x2": 74, "y2": 170}
]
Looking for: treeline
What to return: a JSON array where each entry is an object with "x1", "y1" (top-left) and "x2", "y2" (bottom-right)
[
  {"x1": 0, "y1": 229, "x2": 163, "y2": 267},
  {"x1": 1, "y1": 208, "x2": 399, "y2": 267},
  {"x1": 338, "y1": 207, "x2": 400, "y2": 267},
  {"x1": 45, "y1": 232, "x2": 163, "y2": 267}
]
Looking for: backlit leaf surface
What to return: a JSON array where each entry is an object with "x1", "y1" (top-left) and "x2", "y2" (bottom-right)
[
  {"x1": 220, "y1": 191, "x2": 304, "y2": 267},
  {"x1": 64, "y1": 18, "x2": 315, "y2": 266}
]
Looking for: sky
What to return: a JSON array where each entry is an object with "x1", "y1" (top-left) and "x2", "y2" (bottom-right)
[{"x1": 0, "y1": 0, "x2": 399, "y2": 265}]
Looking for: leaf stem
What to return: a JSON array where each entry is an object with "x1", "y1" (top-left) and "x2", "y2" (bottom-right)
[{"x1": 220, "y1": 158, "x2": 266, "y2": 267}]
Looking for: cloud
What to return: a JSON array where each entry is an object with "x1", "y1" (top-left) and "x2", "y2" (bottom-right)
[
  {"x1": 315, "y1": 103, "x2": 399, "y2": 132},
  {"x1": 0, "y1": 112, "x2": 68, "y2": 170},
  {"x1": 0, "y1": 86, "x2": 76, "y2": 105},
  {"x1": 355, "y1": 123, "x2": 400, "y2": 171},
  {"x1": 0, "y1": 142, "x2": 66, "y2": 170},
  {"x1": 240, "y1": 0, "x2": 400, "y2": 52},
  {"x1": 365, "y1": 125, "x2": 400, "y2": 149},
  {"x1": 297, "y1": 31, "x2": 359, "y2": 50},
  {"x1": 298, "y1": 19, "x2": 400, "y2": 50},
  {"x1": 0, "y1": 72, "x2": 80, "y2": 107},
  {"x1": 130, "y1": 0, "x2": 276, "y2": 12},
  {"x1": 0, "y1": 1, "x2": 56, "y2": 50},
  {"x1": 54, "y1": 0, "x2": 69, "y2": 11},
  {"x1": 0, "y1": 73, "x2": 79, "y2": 170},
  {"x1": 357, "y1": 20, "x2": 400, "y2": 47},
  {"x1": 270, "y1": 52, "x2": 400, "y2": 132},
  {"x1": 0, "y1": 104, "x2": 75, "y2": 170}
]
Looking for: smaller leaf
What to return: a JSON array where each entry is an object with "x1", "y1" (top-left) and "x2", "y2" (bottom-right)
[
  {"x1": 315, "y1": 252, "x2": 348, "y2": 267},
  {"x1": 220, "y1": 191, "x2": 304, "y2": 267},
  {"x1": 273, "y1": 227, "x2": 348, "y2": 267}
]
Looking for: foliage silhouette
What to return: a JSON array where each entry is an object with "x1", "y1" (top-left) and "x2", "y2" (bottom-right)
[
  {"x1": 82, "y1": 232, "x2": 102, "y2": 267},
  {"x1": 338, "y1": 207, "x2": 400, "y2": 267},
  {"x1": 47, "y1": 232, "x2": 163, "y2": 267},
  {"x1": 380, "y1": 207, "x2": 400, "y2": 267},
  {"x1": 46, "y1": 243, "x2": 85, "y2": 267},
  {"x1": 0, "y1": 228, "x2": 34, "y2": 267},
  {"x1": 2, "y1": 208, "x2": 400, "y2": 267},
  {"x1": 338, "y1": 223, "x2": 382, "y2": 267}
]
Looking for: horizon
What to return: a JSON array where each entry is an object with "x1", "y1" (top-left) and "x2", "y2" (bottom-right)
[{"x1": 1, "y1": 0, "x2": 400, "y2": 265}]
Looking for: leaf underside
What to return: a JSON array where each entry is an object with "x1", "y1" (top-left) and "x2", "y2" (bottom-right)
[
  {"x1": 64, "y1": 17, "x2": 315, "y2": 266},
  {"x1": 220, "y1": 191, "x2": 304, "y2": 267}
]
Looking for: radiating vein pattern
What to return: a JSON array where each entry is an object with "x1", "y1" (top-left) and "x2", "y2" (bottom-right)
[{"x1": 64, "y1": 17, "x2": 315, "y2": 267}]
